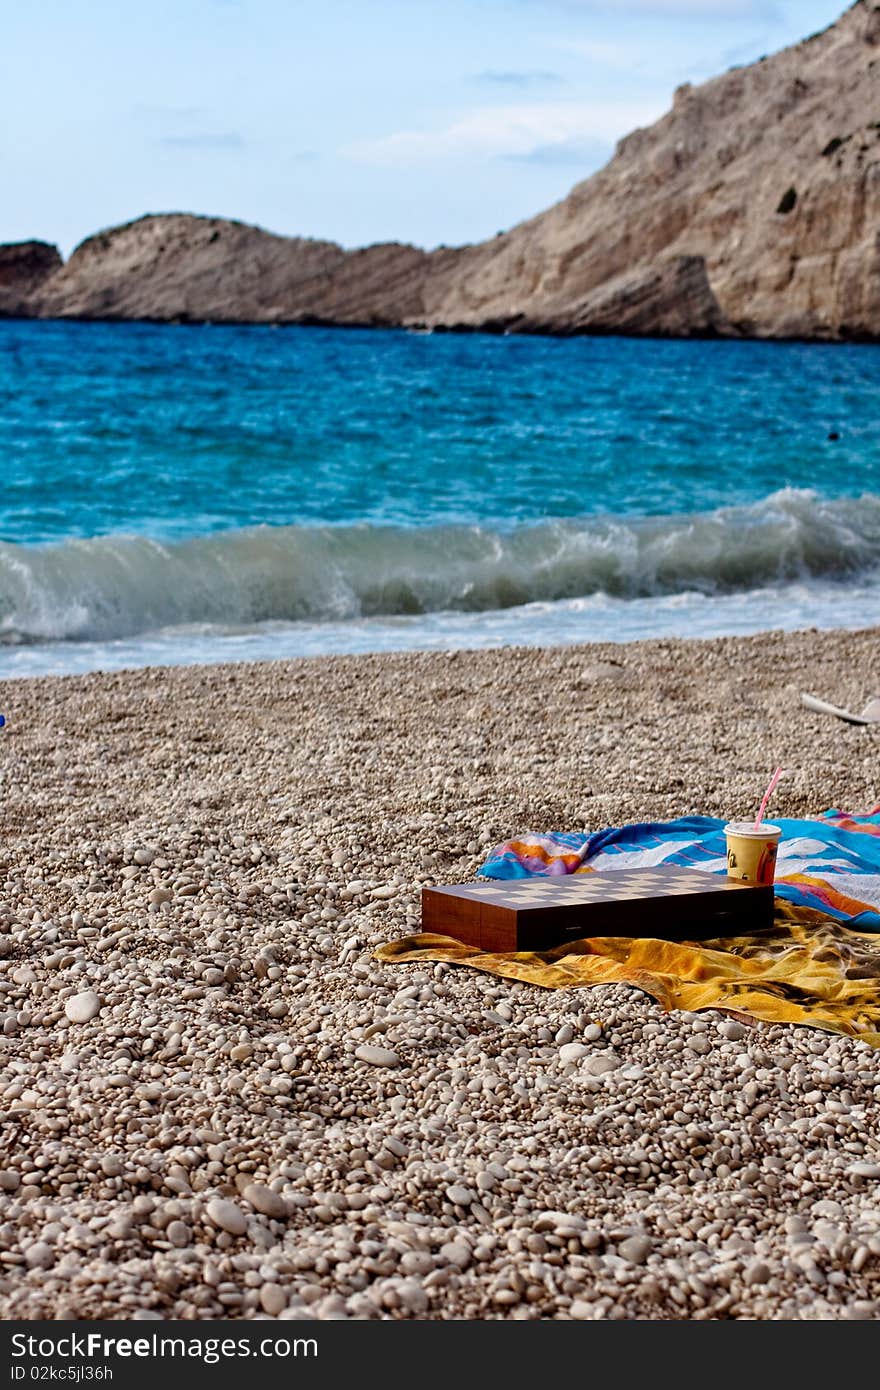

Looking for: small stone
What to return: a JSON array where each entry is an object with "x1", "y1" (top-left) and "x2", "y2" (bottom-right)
[
  {"x1": 314, "y1": 1293, "x2": 349, "y2": 1319},
  {"x1": 24, "y1": 1242, "x2": 54, "y2": 1270},
  {"x1": 354, "y1": 1045, "x2": 400, "y2": 1068},
  {"x1": 570, "y1": 1299, "x2": 594, "y2": 1319},
  {"x1": 166, "y1": 1220, "x2": 190, "y2": 1248},
  {"x1": 847, "y1": 1301, "x2": 877, "y2": 1320},
  {"x1": 260, "y1": 1283, "x2": 288, "y2": 1316},
  {"x1": 848, "y1": 1163, "x2": 880, "y2": 1180},
  {"x1": 583, "y1": 1024, "x2": 603, "y2": 1042},
  {"x1": 397, "y1": 1281, "x2": 428, "y2": 1314},
  {"x1": 243, "y1": 1183, "x2": 288, "y2": 1218},
  {"x1": 206, "y1": 1198, "x2": 247, "y2": 1236},
  {"x1": 100, "y1": 1154, "x2": 123, "y2": 1177},
  {"x1": 584, "y1": 1053, "x2": 621, "y2": 1076},
  {"x1": 720, "y1": 1019, "x2": 746, "y2": 1041},
  {"x1": 0, "y1": 1171, "x2": 20, "y2": 1192},
  {"x1": 744, "y1": 1260, "x2": 771, "y2": 1287},
  {"x1": 618, "y1": 1235, "x2": 653, "y2": 1265},
  {"x1": 400, "y1": 1250, "x2": 433, "y2": 1276},
  {"x1": 447, "y1": 1184, "x2": 475, "y2": 1206},
  {"x1": 534, "y1": 1211, "x2": 585, "y2": 1233},
  {"x1": 440, "y1": 1241, "x2": 471, "y2": 1269},
  {"x1": 64, "y1": 991, "x2": 101, "y2": 1024},
  {"x1": 559, "y1": 1042, "x2": 589, "y2": 1065}
]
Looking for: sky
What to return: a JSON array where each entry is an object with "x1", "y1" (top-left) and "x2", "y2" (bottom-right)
[{"x1": 2, "y1": 0, "x2": 848, "y2": 257}]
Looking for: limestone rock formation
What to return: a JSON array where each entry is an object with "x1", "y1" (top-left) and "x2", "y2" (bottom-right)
[
  {"x1": 3, "y1": 1, "x2": 879, "y2": 339},
  {"x1": 0, "y1": 241, "x2": 63, "y2": 316},
  {"x1": 438, "y1": 0, "x2": 880, "y2": 339},
  {"x1": 26, "y1": 214, "x2": 451, "y2": 327}
]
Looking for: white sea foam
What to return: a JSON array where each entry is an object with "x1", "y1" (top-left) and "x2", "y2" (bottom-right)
[
  {"x1": 2, "y1": 488, "x2": 879, "y2": 651},
  {"x1": 1, "y1": 572, "x2": 878, "y2": 680}
]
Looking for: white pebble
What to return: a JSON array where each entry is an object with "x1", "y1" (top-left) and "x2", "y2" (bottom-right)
[
  {"x1": 260, "y1": 1283, "x2": 288, "y2": 1316},
  {"x1": 24, "y1": 1243, "x2": 54, "y2": 1269},
  {"x1": 243, "y1": 1183, "x2": 288, "y2": 1218},
  {"x1": 354, "y1": 1045, "x2": 400, "y2": 1068},
  {"x1": 720, "y1": 1019, "x2": 747, "y2": 1041},
  {"x1": 440, "y1": 1241, "x2": 471, "y2": 1269},
  {"x1": 848, "y1": 1163, "x2": 880, "y2": 1179},
  {"x1": 447, "y1": 1184, "x2": 474, "y2": 1206},
  {"x1": 205, "y1": 1198, "x2": 247, "y2": 1236},
  {"x1": 583, "y1": 1053, "x2": 621, "y2": 1076},
  {"x1": 64, "y1": 991, "x2": 101, "y2": 1024}
]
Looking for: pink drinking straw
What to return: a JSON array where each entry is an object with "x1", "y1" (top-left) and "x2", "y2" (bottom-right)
[{"x1": 754, "y1": 766, "x2": 783, "y2": 831}]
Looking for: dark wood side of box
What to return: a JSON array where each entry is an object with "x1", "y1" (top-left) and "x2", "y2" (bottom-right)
[
  {"x1": 422, "y1": 883, "x2": 774, "y2": 951},
  {"x1": 512, "y1": 886, "x2": 774, "y2": 950}
]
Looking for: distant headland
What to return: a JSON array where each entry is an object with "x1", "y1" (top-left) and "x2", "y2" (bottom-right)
[{"x1": 2, "y1": 2, "x2": 879, "y2": 341}]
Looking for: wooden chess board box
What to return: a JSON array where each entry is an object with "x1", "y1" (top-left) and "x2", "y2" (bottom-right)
[{"x1": 421, "y1": 868, "x2": 774, "y2": 951}]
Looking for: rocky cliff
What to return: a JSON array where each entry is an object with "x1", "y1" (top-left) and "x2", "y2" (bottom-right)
[
  {"x1": 3, "y1": 1, "x2": 880, "y2": 339},
  {"x1": 0, "y1": 241, "x2": 63, "y2": 316}
]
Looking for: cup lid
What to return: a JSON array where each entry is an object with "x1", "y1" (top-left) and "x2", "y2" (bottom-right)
[{"x1": 724, "y1": 821, "x2": 781, "y2": 838}]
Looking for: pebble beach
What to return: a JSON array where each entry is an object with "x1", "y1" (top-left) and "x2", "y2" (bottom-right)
[{"x1": 1, "y1": 627, "x2": 879, "y2": 1321}]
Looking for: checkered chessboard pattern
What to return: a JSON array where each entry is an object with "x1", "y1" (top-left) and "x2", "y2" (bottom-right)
[{"x1": 459, "y1": 867, "x2": 729, "y2": 908}]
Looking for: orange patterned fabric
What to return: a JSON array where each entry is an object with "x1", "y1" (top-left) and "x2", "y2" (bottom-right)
[{"x1": 376, "y1": 905, "x2": 880, "y2": 1046}]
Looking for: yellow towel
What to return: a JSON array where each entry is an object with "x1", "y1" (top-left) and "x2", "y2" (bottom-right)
[{"x1": 376, "y1": 905, "x2": 880, "y2": 1046}]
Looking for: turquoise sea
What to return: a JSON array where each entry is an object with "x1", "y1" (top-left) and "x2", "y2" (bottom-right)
[{"x1": 1, "y1": 320, "x2": 879, "y2": 678}]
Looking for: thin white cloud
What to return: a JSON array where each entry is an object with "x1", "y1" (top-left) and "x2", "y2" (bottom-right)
[
  {"x1": 555, "y1": 33, "x2": 721, "y2": 80},
  {"x1": 558, "y1": 22, "x2": 790, "y2": 86},
  {"x1": 471, "y1": 69, "x2": 564, "y2": 86},
  {"x1": 505, "y1": 134, "x2": 611, "y2": 166},
  {"x1": 346, "y1": 98, "x2": 667, "y2": 168}
]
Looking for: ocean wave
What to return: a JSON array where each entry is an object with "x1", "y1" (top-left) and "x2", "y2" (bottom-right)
[{"x1": 2, "y1": 488, "x2": 879, "y2": 644}]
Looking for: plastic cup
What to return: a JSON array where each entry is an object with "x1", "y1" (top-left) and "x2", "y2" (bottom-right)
[{"x1": 724, "y1": 822, "x2": 782, "y2": 886}]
